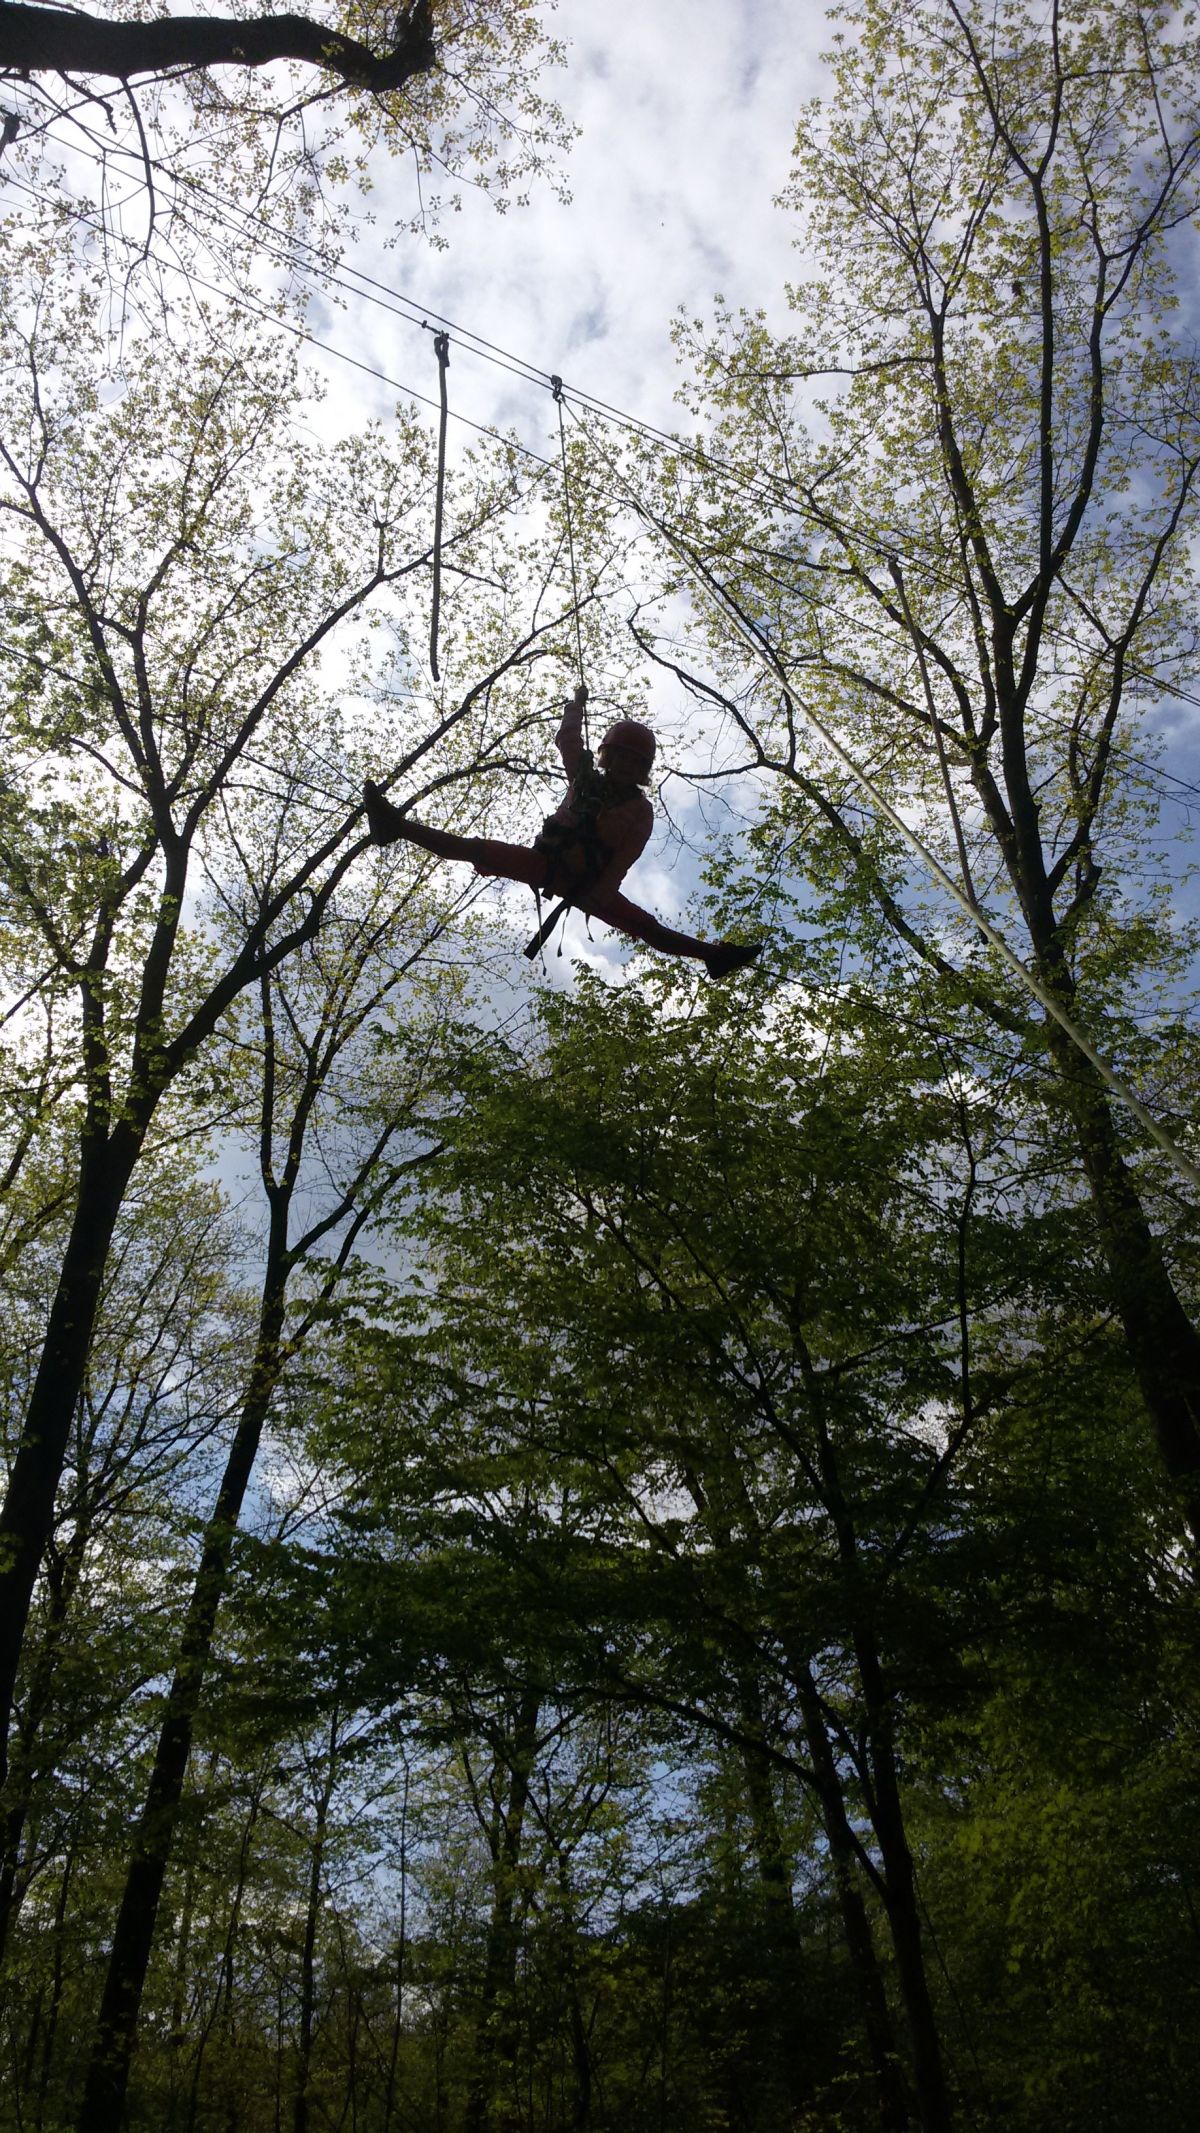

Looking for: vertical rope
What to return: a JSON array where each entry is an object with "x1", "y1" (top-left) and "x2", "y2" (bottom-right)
[
  {"x1": 429, "y1": 329, "x2": 450, "y2": 682},
  {"x1": 551, "y1": 374, "x2": 588, "y2": 746}
]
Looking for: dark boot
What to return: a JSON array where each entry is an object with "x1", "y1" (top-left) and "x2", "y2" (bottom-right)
[
  {"x1": 704, "y1": 941, "x2": 763, "y2": 980},
  {"x1": 363, "y1": 779, "x2": 407, "y2": 846}
]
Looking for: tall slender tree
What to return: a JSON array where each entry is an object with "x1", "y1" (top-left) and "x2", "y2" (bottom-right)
[
  {"x1": 631, "y1": 0, "x2": 1200, "y2": 1522},
  {"x1": 0, "y1": 226, "x2": 575, "y2": 1797}
]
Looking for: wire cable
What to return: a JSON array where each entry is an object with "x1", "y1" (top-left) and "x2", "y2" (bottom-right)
[
  {"x1": 7, "y1": 147, "x2": 1200, "y2": 855},
  {"x1": 10, "y1": 134, "x2": 1200, "y2": 790}
]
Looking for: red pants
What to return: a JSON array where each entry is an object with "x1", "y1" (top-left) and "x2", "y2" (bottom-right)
[{"x1": 395, "y1": 818, "x2": 716, "y2": 962}]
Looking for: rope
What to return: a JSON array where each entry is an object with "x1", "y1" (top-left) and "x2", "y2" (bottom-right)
[
  {"x1": 524, "y1": 895, "x2": 570, "y2": 961},
  {"x1": 429, "y1": 329, "x2": 450, "y2": 682},
  {"x1": 551, "y1": 374, "x2": 588, "y2": 746}
]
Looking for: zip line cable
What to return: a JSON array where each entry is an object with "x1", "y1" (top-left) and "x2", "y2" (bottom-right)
[
  {"x1": 43, "y1": 138, "x2": 1200, "y2": 753},
  {"x1": 10, "y1": 138, "x2": 1200, "y2": 773},
  {"x1": 53, "y1": 165, "x2": 1200, "y2": 811},
  {"x1": 6, "y1": 161, "x2": 1200, "y2": 834},
  {"x1": 0, "y1": 173, "x2": 560, "y2": 472},
  {"x1": 7, "y1": 157, "x2": 1200, "y2": 917}
]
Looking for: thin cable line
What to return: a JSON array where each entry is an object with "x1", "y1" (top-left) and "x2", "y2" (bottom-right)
[
  {"x1": 1, "y1": 209, "x2": 1195, "y2": 837},
  {"x1": 7, "y1": 148, "x2": 1200, "y2": 802},
  {"x1": 29, "y1": 141, "x2": 1200, "y2": 750},
  {"x1": 9, "y1": 146, "x2": 1200, "y2": 757}
]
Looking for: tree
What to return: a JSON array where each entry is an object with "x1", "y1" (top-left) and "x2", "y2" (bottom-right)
[
  {"x1": 0, "y1": 1, "x2": 570, "y2": 286},
  {"x1": 333, "y1": 975, "x2": 1080, "y2": 2129},
  {"x1": 0, "y1": 1, "x2": 438, "y2": 92},
  {"x1": 631, "y1": 0, "x2": 1200, "y2": 1525},
  {"x1": 0, "y1": 216, "x2": 579, "y2": 1805},
  {"x1": 326, "y1": 961, "x2": 1200, "y2": 2129},
  {"x1": 78, "y1": 866, "x2": 472, "y2": 2128},
  {"x1": 0, "y1": 1141, "x2": 244, "y2": 1969}
]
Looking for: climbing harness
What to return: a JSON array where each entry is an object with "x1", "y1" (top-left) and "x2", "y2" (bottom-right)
[
  {"x1": 524, "y1": 889, "x2": 570, "y2": 963},
  {"x1": 523, "y1": 742, "x2": 610, "y2": 961},
  {"x1": 429, "y1": 329, "x2": 450, "y2": 682}
]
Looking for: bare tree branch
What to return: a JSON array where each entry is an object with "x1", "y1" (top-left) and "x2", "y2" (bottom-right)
[{"x1": 0, "y1": 2, "x2": 437, "y2": 96}]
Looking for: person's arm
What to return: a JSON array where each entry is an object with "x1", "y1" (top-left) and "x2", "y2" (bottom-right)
[{"x1": 554, "y1": 684, "x2": 588, "y2": 777}]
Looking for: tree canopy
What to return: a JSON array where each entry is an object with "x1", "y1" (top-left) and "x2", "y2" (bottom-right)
[
  {"x1": 2, "y1": 4, "x2": 1200, "y2": 2130},
  {"x1": 0, "y1": 0, "x2": 571, "y2": 292}
]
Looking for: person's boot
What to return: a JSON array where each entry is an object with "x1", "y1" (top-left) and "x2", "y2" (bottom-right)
[
  {"x1": 703, "y1": 941, "x2": 763, "y2": 980},
  {"x1": 363, "y1": 778, "x2": 406, "y2": 845}
]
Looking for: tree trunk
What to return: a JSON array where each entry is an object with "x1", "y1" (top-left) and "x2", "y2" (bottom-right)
[
  {"x1": 77, "y1": 1253, "x2": 289, "y2": 2133},
  {"x1": 381, "y1": 1765, "x2": 409, "y2": 2133},
  {"x1": 0, "y1": 1137, "x2": 138, "y2": 1790},
  {"x1": 33, "y1": 1839, "x2": 75, "y2": 2133},
  {"x1": 553, "y1": 1884, "x2": 592, "y2": 2133},
  {"x1": 0, "y1": 1513, "x2": 92, "y2": 1966},
  {"x1": 166, "y1": 1859, "x2": 198, "y2": 2130},
  {"x1": 0, "y1": 2, "x2": 437, "y2": 93},
  {"x1": 850, "y1": 1635, "x2": 952, "y2": 2133},
  {"x1": 800, "y1": 1365, "x2": 952, "y2": 2133},
  {"x1": 464, "y1": 1689, "x2": 541, "y2": 2133},
  {"x1": 737, "y1": 1689, "x2": 795, "y2": 1921},
  {"x1": 1044, "y1": 1019, "x2": 1200, "y2": 1527},
  {"x1": 790, "y1": 1665, "x2": 912, "y2": 2133},
  {"x1": 293, "y1": 1717, "x2": 339, "y2": 2133},
  {"x1": 734, "y1": 1674, "x2": 811, "y2": 2127},
  {"x1": 984, "y1": 721, "x2": 1200, "y2": 1526}
]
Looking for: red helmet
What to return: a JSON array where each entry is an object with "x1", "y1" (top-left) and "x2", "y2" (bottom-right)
[{"x1": 600, "y1": 718, "x2": 656, "y2": 771}]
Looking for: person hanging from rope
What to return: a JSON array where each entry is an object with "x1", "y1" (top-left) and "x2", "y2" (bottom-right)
[{"x1": 362, "y1": 685, "x2": 763, "y2": 979}]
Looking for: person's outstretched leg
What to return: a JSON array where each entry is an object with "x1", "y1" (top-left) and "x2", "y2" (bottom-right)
[
  {"x1": 364, "y1": 781, "x2": 467, "y2": 859},
  {"x1": 594, "y1": 890, "x2": 762, "y2": 979},
  {"x1": 364, "y1": 788, "x2": 758, "y2": 972},
  {"x1": 364, "y1": 783, "x2": 547, "y2": 887}
]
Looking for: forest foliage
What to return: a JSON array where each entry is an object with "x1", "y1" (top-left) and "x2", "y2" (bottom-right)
[{"x1": 2, "y1": 3, "x2": 1200, "y2": 2130}]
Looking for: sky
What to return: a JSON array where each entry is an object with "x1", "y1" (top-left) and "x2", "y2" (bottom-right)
[
  {"x1": 8, "y1": 0, "x2": 1200, "y2": 988},
  {"x1": 295, "y1": 1, "x2": 833, "y2": 980},
  {"x1": 290, "y1": 0, "x2": 1200, "y2": 990},
  {"x1": 313, "y1": 3, "x2": 826, "y2": 459}
]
